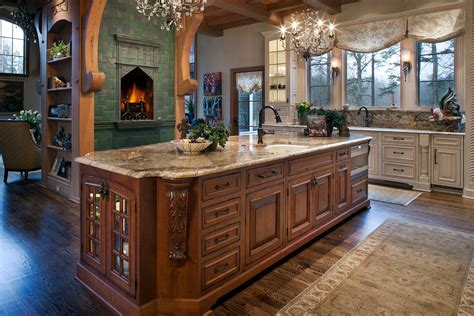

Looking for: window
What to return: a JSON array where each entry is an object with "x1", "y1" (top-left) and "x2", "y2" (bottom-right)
[
  {"x1": 308, "y1": 52, "x2": 332, "y2": 107},
  {"x1": 346, "y1": 43, "x2": 400, "y2": 107},
  {"x1": 417, "y1": 39, "x2": 455, "y2": 107},
  {"x1": 0, "y1": 19, "x2": 26, "y2": 75},
  {"x1": 189, "y1": 37, "x2": 196, "y2": 80}
]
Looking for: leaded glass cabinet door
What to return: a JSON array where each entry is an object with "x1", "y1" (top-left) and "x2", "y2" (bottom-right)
[
  {"x1": 106, "y1": 182, "x2": 136, "y2": 296},
  {"x1": 82, "y1": 177, "x2": 106, "y2": 274}
]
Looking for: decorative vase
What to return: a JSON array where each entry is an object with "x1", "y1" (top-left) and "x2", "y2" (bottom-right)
[
  {"x1": 326, "y1": 123, "x2": 334, "y2": 137},
  {"x1": 298, "y1": 111, "x2": 308, "y2": 126}
]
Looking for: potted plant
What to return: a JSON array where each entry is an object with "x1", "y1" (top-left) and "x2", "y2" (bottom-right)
[
  {"x1": 293, "y1": 101, "x2": 313, "y2": 126},
  {"x1": 49, "y1": 41, "x2": 70, "y2": 60},
  {"x1": 188, "y1": 118, "x2": 229, "y2": 151},
  {"x1": 310, "y1": 108, "x2": 342, "y2": 137}
]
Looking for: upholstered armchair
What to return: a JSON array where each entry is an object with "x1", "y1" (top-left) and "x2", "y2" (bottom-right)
[{"x1": 0, "y1": 120, "x2": 41, "y2": 182}]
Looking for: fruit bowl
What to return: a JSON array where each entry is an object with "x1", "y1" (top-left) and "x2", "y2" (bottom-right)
[{"x1": 171, "y1": 139, "x2": 212, "y2": 155}]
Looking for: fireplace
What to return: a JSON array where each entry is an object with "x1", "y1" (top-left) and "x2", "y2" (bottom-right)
[{"x1": 120, "y1": 67, "x2": 153, "y2": 120}]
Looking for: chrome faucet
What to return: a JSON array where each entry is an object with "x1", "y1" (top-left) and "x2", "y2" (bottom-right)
[
  {"x1": 357, "y1": 106, "x2": 370, "y2": 127},
  {"x1": 257, "y1": 105, "x2": 282, "y2": 144}
]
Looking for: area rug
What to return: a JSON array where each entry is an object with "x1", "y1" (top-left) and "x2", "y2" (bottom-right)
[
  {"x1": 278, "y1": 220, "x2": 474, "y2": 315},
  {"x1": 368, "y1": 184, "x2": 422, "y2": 206}
]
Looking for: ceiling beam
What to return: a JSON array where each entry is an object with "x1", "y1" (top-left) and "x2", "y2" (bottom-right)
[
  {"x1": 306, "y1": 0, "x2": 342, "y2": 15},
  {"x1": 218, "y1": 18, "x2": 259, "y2": 30},
  {"x1": 212, "y1": 0, "x2": 281, "y2": 25},
  {"x1": 206, "y1": 13, "x2": 249, "y2": 26},
  {"x1": 198, "y1": 22, "x2": 224, "y2": 37},
  {"x1": 268, "y1": 0, "x2": 304, "y2": 12}
]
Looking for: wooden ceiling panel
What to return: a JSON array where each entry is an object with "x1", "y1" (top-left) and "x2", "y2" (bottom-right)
[{"x1": 201, "y1": 0, "x2": 359, "y2": 36}]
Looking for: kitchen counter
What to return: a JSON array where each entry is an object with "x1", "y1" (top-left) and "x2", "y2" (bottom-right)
[
  {"x1": 76, "y1": 134, "x2": 371, "y2": 315},
  {"x1": 263, "y1": 123, "x2": 465, "y2": 136},
  {"x1": 76, "y1": 134, "x2": 371, "y2": 179}
]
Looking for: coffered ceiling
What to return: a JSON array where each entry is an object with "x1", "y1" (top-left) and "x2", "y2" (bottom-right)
[{"x1": 200, "y1": 0, "x2": 360, "y2": 36}]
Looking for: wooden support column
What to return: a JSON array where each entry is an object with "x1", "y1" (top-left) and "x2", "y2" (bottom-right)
[
  {"x1": 175, "y1": 14, "x2": 204, "y2": 139},
  {"x1": 416, "y1": 134, "x2": 431, "y2": 192},
  {"x1": 464, "y1": 0, "x2": 474, "y2": 199}
]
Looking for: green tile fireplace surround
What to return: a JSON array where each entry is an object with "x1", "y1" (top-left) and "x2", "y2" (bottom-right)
[{"x1": 94, "y1": 0, "x2": 176, "y2": 150}]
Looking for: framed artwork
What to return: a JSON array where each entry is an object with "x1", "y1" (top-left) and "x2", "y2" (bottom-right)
[
  {"x1": 203, "y1": 96, "x2": 222, "y2": 122},
  {"x1": 203, "y1": 72, "x2": 222, "y2": 96},
  {"x1": 307, "y1": 115, "x2": 327, "y2": 137},
  {"x1": 0, "y1": 80, "x2": 24, "y2": 113}
]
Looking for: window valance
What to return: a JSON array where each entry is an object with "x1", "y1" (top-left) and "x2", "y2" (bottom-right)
[
  {"x1": 236, "y1": 71, "x2": 263, "y2": 94},
  {"x1": 332, "y1": 8, "x2": 464, "y2": 53}
]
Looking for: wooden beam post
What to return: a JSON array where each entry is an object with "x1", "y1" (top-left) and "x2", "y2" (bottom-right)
[{"x1": 212, "y1": 0, "x2": 281, "y2": 25}]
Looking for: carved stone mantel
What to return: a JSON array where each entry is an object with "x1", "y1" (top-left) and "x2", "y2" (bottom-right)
[{"x1": 165, "y1": 179, "x2": 192, "y2": 267}]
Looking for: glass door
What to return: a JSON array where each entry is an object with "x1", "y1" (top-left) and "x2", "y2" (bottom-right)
[{"x1": 232, "y1": 69, "x2": 264, "y2": 135}]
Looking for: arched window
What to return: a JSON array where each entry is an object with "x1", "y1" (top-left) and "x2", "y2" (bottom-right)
[{"x1": 0, "y1": 19, "x2": 26, "y2": 75}]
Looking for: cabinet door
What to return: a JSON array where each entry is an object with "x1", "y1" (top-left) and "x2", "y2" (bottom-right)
[
  {"x1": 335, "y1": 162, "x2": 351, "y2": 215},
  {"x1": 313, "y1": 168, "x2": 334, "y2": 227},
  {"x1": 287, "y1": 175, "x2": 313, "y2": 241},
  {"x1": 106, "y1": 181, "x2": 136, "y2": 296},
  {"x1": 245, "y1": 183, "x2": 285, "y2": 266},
  {"x1": 82, "y1": 176, "x2": 106, "y2": 275},
  {"x1": 433, "y1": 147, "x2": 462, "y2": 188},
  {"x1": 368, "y1": 143, "x2": 379, "y2": 176}
]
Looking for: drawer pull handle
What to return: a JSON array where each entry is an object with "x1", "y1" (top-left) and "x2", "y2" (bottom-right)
[
  {"x1": 311, "y1": 176, "x2": 318, "y2": 187},
  {"x1": 393, "y1": 151, "x2": 404, "y2": 155},
  {"x1": 393, "y1": 168, "x2": 405, "y2": 172},
  {"x1": 339, "y1": 152, "x2": 347, "y2": 157},
  {"x1": 339, "y1": 164, "x2": 347, "y2": 170},
  {"x1": 214, "y1": 182, "x2": 230, "y2": 191},
  {"x1": 257, "y1": 170, "x2": 279, "y2": 179},
  {"x1": 99, "y1": 183, "x2": 109, "y2": 198},
  {"x1": 213, "y1": 262, "x2": 229, "y2": 274},
  {"x1": 214, "y1": 233, "x2": 229, "y2": 244},
  {"x1": 393, "y1": 137, "x2": 405, "y2": 140},
  {"x1": 214, "y1": 208, "x2": 229, "y2": 217},
  {"x1": 357, "y1": 189, "x2": 364, "y2": 194}
]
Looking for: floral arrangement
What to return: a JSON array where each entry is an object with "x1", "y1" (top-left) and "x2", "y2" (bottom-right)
[
  {"x1": 49, "y1": 41, "x2": 70, "y2": 60},
  {"x1": 13, "y1": 110, "x2": 42, "y2": 145},
  {"x1": 177, "y1": 118, "x2": 229, "y2": 150},
  {"x1": 293, "y1": 101, "x2": 313, "y2": 114}
]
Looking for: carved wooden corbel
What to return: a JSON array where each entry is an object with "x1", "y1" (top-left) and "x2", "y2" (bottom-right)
[
  {"x1": 165, "y1": 180, "x2": 192, "y2": 266},
  {"x1": 82, "y1": 0, "x2": 106, "y2": 93}
]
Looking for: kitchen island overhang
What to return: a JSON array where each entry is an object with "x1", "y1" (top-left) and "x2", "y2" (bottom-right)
[{"x1": 75, "y1": 134, "x2": 372, "y2": 315}]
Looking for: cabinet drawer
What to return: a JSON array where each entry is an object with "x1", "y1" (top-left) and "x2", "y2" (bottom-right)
[
  {"x1": 202, "y1": 172, "x2": 241, "y2": 202},
  {"x1": 433, "y1": 135, "x2": 463, "y2": 148},
  {"x1": 382, "y1": 133, "x2": 417, "y2": 145},
  {"x1": 202, "y1": 223, "x2": 240, "y2": 257},
  {"x1": 351, "y1": 176, "x2": 368, "y2": 205},
  {"x1": 246, "y1": 162, "x2": 284, "y2": 188},
  {"x1": 382, "y1": 163, "x2": 415, "y2": 180},
  {"x1": 289, "y1": 151, "x2": 333, "y2": 175},
  {"x1": 202, "y1": 248, "x2": 240, "y2": 290},
  {"x1": 202, "y1": 198, "x2": 240, "y2": 229},
  {"x1": 336, "y1": 148, "x2": 350, "y2": 161},
  {"x1": 383, "y1": 145, "x2": 416, "y2": 163}
]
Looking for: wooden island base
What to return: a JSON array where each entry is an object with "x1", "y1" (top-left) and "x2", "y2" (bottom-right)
[{"x1": 76, "y1": 137, "x2": 371, "y2": 315}]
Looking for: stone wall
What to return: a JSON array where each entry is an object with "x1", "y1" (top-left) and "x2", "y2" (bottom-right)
[{"x1": 94, "y1": 0, "x2": 175, "y2": 151}]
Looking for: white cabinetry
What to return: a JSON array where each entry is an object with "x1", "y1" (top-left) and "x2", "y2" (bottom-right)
[{"x1": 432, "y1": 136, "x2": 463, "y2": 188}]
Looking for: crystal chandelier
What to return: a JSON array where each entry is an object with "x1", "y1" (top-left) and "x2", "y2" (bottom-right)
[
  {"x1": 279, "y1": 8, "x2": 336, "y2": 61},
  {"x1": 10, "y1": 1, "x2": 37, "y2": 43},
  {"x1": 136, "y1": 0, "x2": 207, "y2": 31}
]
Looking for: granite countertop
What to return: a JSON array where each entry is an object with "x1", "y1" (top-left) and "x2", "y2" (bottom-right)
[
  {"x1": 76, "y1": 134, "x2": 371, "y2": 179},
  {"x1": 263, "y1": 123, "x2": 465, "y2": 136}
]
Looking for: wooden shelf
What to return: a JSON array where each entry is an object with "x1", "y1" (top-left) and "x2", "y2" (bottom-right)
[
  {"x1": 47, "y1": 145, "x2": 71, "y2": 152},
  {"x1": 48, "y1": 117, "x2": 72, "y2": 122},
  {"x1": 48, "y1": 87, "x2": 72, "y2": 92},
  {"x1": 47, "y1": 56, "x2": 72, "y2": 64},
  {"x1": 48, "y1": 172, "x2": 70, "y2": 185}
]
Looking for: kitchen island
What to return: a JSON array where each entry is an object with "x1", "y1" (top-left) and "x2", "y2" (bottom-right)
[{"x1": 75, "y1": 134, "x2": 371, "y2": 315}]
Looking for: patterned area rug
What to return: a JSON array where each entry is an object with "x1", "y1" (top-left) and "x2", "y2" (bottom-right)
[
  {"x1": 279, "y1": 220, "x2": 474, "y2": 315},
  {"x1": 369, "y1": 184, "x2": 422, "y2": 206}
]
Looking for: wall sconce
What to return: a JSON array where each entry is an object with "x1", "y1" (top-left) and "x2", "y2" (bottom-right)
[
  {"x1": 331, "y1": 59, "x2": 339, "y2": 85},
  {"x1": 401, "y1": 49, "x2": 412, "y2": 82}
]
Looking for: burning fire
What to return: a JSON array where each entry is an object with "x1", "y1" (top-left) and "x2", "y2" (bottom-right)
[{"x1": 127, "y1": 82, "x2": 146, "y2": 103}]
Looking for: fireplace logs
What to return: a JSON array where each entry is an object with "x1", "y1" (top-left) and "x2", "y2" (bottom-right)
[{"x1": 120, "y1": 67, "x2": 153, "y2": 120}]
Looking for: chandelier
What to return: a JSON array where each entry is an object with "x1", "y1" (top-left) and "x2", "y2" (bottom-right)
[
  {"x1": 136, "y1": 0, "x2": 207, "y2": 31},
  {"x1": 10, "y1": 1, "x2": 37, "y2": 43},
  {"x1": 279, "y1": 8, "x2": 335, "y2": 61}
]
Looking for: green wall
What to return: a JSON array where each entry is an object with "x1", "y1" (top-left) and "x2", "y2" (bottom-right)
[{"x1": 94, "y1": 0, "x2": 175, "y2": 150}]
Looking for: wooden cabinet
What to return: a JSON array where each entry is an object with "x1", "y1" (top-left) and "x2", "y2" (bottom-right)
[
  {"x1": 368, "y1": 143, "x2": 379, "y2": 176},
  {"x1": 335, "y1": 162, "x2": 351, "y2": 215},
  {"x1": 287, "y1": 174, "x2": 313, "y2": 241},
  {"x1": 313, "y1": 168, "x2": 334, "y2": 227},
  {"x1": 81, "y1": 175, "x2": 136, "y2": 296},
  {"x1": 245, "y1": 183, "x2": 285, "y2": 265},
  {"x1": 433, "y1": 147, "x2": 463, "y2": 188}
]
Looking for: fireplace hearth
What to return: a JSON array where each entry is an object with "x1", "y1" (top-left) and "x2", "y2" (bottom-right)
[{"x1": 121, "y1": 67, "x2": 153, "y2": 120}]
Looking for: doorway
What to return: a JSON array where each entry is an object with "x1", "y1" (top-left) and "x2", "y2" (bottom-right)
[{"x1": 230, "y1": 66, "x2": 264, "y2": 136}]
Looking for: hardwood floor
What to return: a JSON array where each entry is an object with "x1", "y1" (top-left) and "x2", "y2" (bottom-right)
[{"x1": 1, "y1": 168, "x2": 473, "y2": 315}]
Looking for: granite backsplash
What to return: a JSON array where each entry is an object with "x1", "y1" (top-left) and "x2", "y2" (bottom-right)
[{"x1": 346, "y1": 110, "x2": 464, "y2": 132}]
